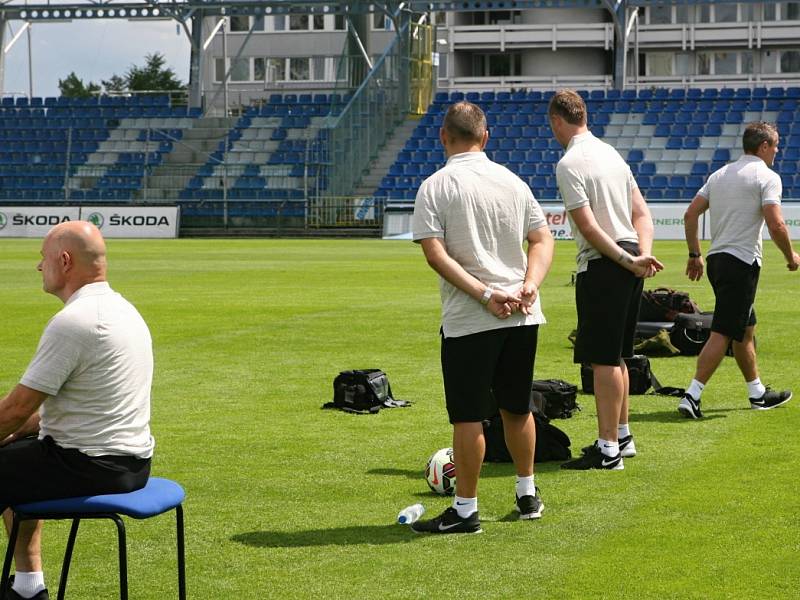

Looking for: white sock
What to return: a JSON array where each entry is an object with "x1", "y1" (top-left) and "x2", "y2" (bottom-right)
[
  {"x1": 618, "y1": 423, "x2": 631, "y2": 439},
  {"x1": 747, "y1": 378, "x2": 766, "y2": 399},
  {"x1": 687, "y1": 379, "x2": 705, "y2": 400},
  {"x1": 598, "y1": 438, "x2": 619, "y2": 457},
  {"x1": 453, "y1": 495, "x2": 477, "y2": 518},
  {"x1": 12, "y1": 571, "x2": 46, "y2": 598},
  {"x1": 515, "y1": 475, "x2": 536, "y2": 498}
]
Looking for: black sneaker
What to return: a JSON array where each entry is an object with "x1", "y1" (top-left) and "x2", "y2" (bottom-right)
[
  {"x1": 618, "y1": 434, "x2": 637, "y2": 458},
  {"x1": 410, "y1": 507, "x2": 482, "y2": 534},
  {"x1": 4, "y1": 588, "x2": 49, "y2": 600},
  {"x1": 515, "y1": 488, "x2": 544, "y2": 520},
  {"x1": 678, "y1": 393, "x2": 703, "y2": 419},
  {"x1": 750, "y1": 387, "x2": 792, "y2": 410},
  {"x1": 561, "y1": 443, "x2": 623, "y2": 470}
]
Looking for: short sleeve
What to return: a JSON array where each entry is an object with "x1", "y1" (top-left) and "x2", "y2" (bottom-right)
[
  {"x1": 697, "y1": 174, "x2": 711, "y2": 199},
  {"x1": 761, "y1": 171, "x2": 782, "y2": 206},
  {"x1": 527, "y1": 191, "x2": 548, "y2": 232},
  {"x1": 556, "y1": 161, "x2": 590, "y2": 211},
  {"x1": 20, "y1": 315, "x2": 85, "y2": 396},
  {"x1": 412, "y1": 176, "x2": 444, "y2": 241}
]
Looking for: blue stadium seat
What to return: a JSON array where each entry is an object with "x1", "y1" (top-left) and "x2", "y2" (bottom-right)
[
  {"x1": 719, "y1": 88, "x2": 735, "y2": 99},
  {"x1": 712, "y1": 149, "x2": 730, "y2": 162}
]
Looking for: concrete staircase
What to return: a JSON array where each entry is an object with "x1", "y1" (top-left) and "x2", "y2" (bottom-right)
[
  {"x1": 144, "y1": 117, "x2": 238, "y2": 200},
  {"x1": 352, "y1": 116, "x2": 420, "y2": 197}
]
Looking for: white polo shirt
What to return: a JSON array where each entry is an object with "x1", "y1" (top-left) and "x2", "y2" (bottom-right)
[
  {"x1": 412, "y1": 151, "x2": 548, "y2": 338},
  {"x1": 21, "y1": 282, "x2": 155, "y2": 458},
  {"x1": 555, "y1": 131, "x2": 639, "y2": 273},
  {"x1": 699, "y1": 154, "x2": 782, "y2": 266}
]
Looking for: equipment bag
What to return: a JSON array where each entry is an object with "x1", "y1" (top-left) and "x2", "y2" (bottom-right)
[
  {"x1": 669, "y1": 312, "x2": 713, "y2": 356},
  {"x1": 639, "y1": 287, "x2": 700, "y2": 322},
  {"x1": 483, "y1": 410, "x2": 572, "y2": 463},
  {"x1": 530, "y1": 379, "x2": 580, "y2": 420},
  {"x1": 322, "y1": 369, "x2": 410, "y2": 414},
  {"x1": 581, "y1": 355, "x2": 684, "y2": 397}
]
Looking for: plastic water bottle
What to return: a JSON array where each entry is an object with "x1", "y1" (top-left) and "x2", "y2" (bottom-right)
[{"x1": 397, "y1": 503, "x2": 425, "y2": 525}]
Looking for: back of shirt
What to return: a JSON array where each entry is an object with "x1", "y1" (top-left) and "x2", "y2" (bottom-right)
[
  {"x1": 556, "y1": 132, "x2": 639, "y2": 272},
  {"x1": 21, "y1": 282, "x2": 155, "y2": 458},
  {"x1": 700, "y1": 154, "x2": 782, "y2": 266}
]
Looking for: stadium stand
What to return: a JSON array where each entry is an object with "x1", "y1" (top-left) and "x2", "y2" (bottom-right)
[{"x1": 375, "y1": 87, "x2": 800, "y2": 204}]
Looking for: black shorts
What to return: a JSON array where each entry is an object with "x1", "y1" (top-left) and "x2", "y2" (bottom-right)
[
  {"x1": 441, "y1": 325, "x2": 539, "y2": 423},
  {"x1": 574, "y1": 243, "x2": 644, "y2": 366},
  {"x1": 0, "y1": 436, "x2": 151, "y2": 512},
  {"x1": 707, "y1": 252, "x2": 759, "y2": 342}
]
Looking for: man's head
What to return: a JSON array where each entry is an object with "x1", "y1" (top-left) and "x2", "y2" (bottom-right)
[
  {"x1": 548, "y1": 89, "x2": 588, "y2": 148},
  {"x1": 38, "y1": 221, "x2": 107, "y2": 301},
  {"x1": 743, "y1": 121, "x2": 779, "y2": 167},
  {"x1": 440, "y1": 101, "x2": 488, "y2": 156}
]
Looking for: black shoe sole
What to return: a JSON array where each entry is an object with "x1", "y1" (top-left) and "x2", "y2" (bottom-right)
[
  {"x1": 750, "y1": 391, "x2": 793, "y2": 410},
  {"x1": 516, "y1": 503, "x2": 544, "y2": 520},
  {"x1": 678, "y1": 403, "x2": 702, "y2": 419}
]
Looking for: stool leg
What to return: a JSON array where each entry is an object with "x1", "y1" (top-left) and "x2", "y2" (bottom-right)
[
  {"x1": 176, "y1": 505, "x2": 185, "y2": 600},
  {"x1": 110, "y1": 515, "x2": 128, "y2": 600},
  {"x1": 1, "y1": 515, "x2": 21, "y2": 595},
  {"x1": 57, "y1": 519, "x2": 81, "y2": 600}
]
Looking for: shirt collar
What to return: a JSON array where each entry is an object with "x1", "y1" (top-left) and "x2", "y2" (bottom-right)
[
  {"x1": 738, "y1": 154, "x2": 763, "y2": 165},
  {"x1": 445, "y1": 151, "x2": 489, "y2": 166},
  {"x1": 566, "y1": 131, "x2": 594, "y2": 151},
  {"x1": 65, "y1": 281, "x2": 112, "y2": 306}
]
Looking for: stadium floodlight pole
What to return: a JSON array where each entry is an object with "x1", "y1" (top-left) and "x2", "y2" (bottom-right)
[
  {"x1": 203, "y1": 16, "x2": 226, "y2": 51},
  {"x1": 26, "y1": 19, "x2": 32, "y2": 97},
  {"x1": 4, "y1": 21, "x2": 29, "y2": 54},
  {"x1": 347, "y1": 17, "x2": 372, "y2": 71}
]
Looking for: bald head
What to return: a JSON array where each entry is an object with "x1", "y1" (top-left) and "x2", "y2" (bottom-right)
[{"x1": 39, "y1": 221, "x2": 107, "y2": 301}]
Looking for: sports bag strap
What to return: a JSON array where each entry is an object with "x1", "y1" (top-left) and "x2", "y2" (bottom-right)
[{"x1": 649, "y1": 371, "x2": 685, "y2": 397}]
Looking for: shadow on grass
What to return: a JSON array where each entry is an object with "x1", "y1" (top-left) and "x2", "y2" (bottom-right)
[
  {"x1": 232, "y1": 525, "x2": 414, "y2": 548},
  {"x1": 630, "y1": 407, "x2": 744, "y2": 423},
  {"x1": 367, "y1": 461, "x2": 565, "y2": 481}
]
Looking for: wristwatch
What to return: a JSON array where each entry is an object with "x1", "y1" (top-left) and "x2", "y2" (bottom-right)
[
  {"x1": 688, "y1": 252, "x2": 702, "y2": 259},
  {"x1": 480, "y1": 286, "x2": 493, "y2": 305}
]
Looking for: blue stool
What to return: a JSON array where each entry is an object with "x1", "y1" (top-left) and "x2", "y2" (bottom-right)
[{"x1": 1, "y1": 478, "x2": 186, "y2": 600}]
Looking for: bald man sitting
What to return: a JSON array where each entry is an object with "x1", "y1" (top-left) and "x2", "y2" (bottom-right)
[{"x1": 0, "y1": 221, "x2": 154, "y2": 600}]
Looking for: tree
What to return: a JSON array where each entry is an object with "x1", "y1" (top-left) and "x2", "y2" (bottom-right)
[
  {"x1": 125, "y1": 53, "x2": 184, "y2": 91},
  {"x1": 58, "y1": 72, "x2": 101, "y2": 98},
  {"x1": 101, "y1": 74, "x2": 127, "y2": 94}
]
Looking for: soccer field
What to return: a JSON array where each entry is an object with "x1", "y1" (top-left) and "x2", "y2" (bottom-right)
[{"x1": 1, "y1": 238, "x2": 798, "y2": 599}]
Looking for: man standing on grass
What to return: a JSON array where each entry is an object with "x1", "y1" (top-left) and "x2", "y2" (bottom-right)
[
  {"x1": 679, "y1": 121, "x2": 799, "y2": 419},
  {"x1": 411, "y1": 101, "x2": 554, "y2": 534},
  {"x1": 548, "y1": 89, "x2": 663, "y2": 472},
  {"x1": 0, "y1": 221, "x2": 154, "y2": 600}
]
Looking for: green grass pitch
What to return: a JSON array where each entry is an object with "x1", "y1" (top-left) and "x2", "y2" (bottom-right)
[{"x1": 1, "y1": 238, "x2": 798, "y2": 599}]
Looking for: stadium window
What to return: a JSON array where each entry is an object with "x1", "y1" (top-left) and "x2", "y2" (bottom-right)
[
  {"x1": 648, "y1": 6, "x2": 671, "y2": 24},
  {"x1": 697, "y1": 5, "x2": 712, "y2": 23},
  {"x1": 675, "y1": 53, "x2": 693, "y2": 76},
  {"x1": 254, "y1": 58, "x2": 266, "y2": 82},
  {"x1": 715, "y1": 52, "x2": 737, "y2": 75},
  {"x1": 697, "y1": 53, "x2": 711, "y2": 76},
  {"x1": 435, "y1": 11, "x2": 447, "y2": 25},
  {"x1": 762, "y1": 50, "x2": 779, "y2": 73},
  {"x1": 230, "y1": 58, "x2": 250, "y2": 82},
  {"x1": 674, "y1": 5, "x2": 691, "y2": 23},
  {"x1": 290, "y1": 15, "x2": 309, "y2": 30},
  {"x1": 488, "y1": 11, "x2": 521, "y2": 25},
  {"x1": 741, "y1": 51, "x2": 754, "y2": 74},
  {"x1": 335, "y1": 15, "x2": 345, "y2": 30},
  {"x1": 740, "y1": 3, "x2": 758, "y2": 22},
  {"x1": 313, "y1": 15, "x2": 324, "y2": 30},
  {"x1": 781, "y1": 50, "x2": 800, "y2": 73},
  {"x1": 312, "y1": 57, "x2": 326, "y2": 81},
  {"x1": 214, "y1": 58, "x2": 225, "y2": 83},
  {"x1": 274, "y1": 15, "x2": 286, "y2": 31},
  {"x1": 373, "y1": 13, "x2": 393, "y2": 31},
  {"x1": 764, "y1": 4, "x2": 778, "y2": 20},
  {"x1": 647, "y1": 53, "x2": 673, "y2": 76},
  {"x1": 290, "y1": 57, "x2": 310, "y2": 80},
  {"x1": 266, "y1": 58, "x2": 286, "y2": 82},
  {"x1": 438, "y1": 52, "x2": 448, "y2": 79},
  {"x1": 252, "y1": 16, "x2": 265, "y2": 32},
  {"x1": 714, "y1": 4, "x2": 738, "y2": 23},
  {"x1": 786, "y1": 2, "x2": 800, "y2": 20},
  {"x1": 230, "y1": 16, "x2": 250, "y2": 32}
]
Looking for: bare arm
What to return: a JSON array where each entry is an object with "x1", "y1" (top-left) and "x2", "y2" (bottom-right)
[
  {"x1": 631, "y1": 186, "x2": 654, "y2": 256},
  {"x1": 519, "y1": 225, "x2": 555, "y2": 314},
  {"x1": 569, "y1": 205, "x2": 664, "y2": 278},
  {"x1": 684, "y1": 194, "x2": 709, "y2": 281},
  {"x1": 419, "y1": 237, "x2": 522, "y2": 319},
  {"x1": 764, "y1": 203, "x2": 800, "y2": 271},
  {"x1": 0, "y1": 384, "x2": 47, "y2": 446}
]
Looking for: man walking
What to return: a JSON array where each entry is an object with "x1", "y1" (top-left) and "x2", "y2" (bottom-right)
[
  {"x1": 679, "y1": 121, "x2": 798, "y2": 418},
  {"x1": 1, "y1": 221, "x2": 154, "y2": 600},
  {"x1": 548, "y1": 89, "x2": 662, "y2": 471},
  {"x1": 411, "y1": 101, "x2": 554, "y2": 534}
]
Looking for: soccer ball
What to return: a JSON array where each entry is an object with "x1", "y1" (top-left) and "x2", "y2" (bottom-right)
[{"x1": 425, "y1": 447, "x2": 456, "y2": 495}]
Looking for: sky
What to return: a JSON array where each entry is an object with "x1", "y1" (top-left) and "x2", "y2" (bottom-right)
[{"x1": 2, "y1": 19, "x2": 191, "y2": 98}]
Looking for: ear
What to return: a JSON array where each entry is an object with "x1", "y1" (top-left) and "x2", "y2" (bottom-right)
[
  {"x1": 480, "y1": 129, "x2": 489, "y2": 150},
  {"x1": 60, "y1": 250, "x2": 73, "y2": 270},
  {"x1": 439, "y1": 127, "x2": 447, "y2": 147}
]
